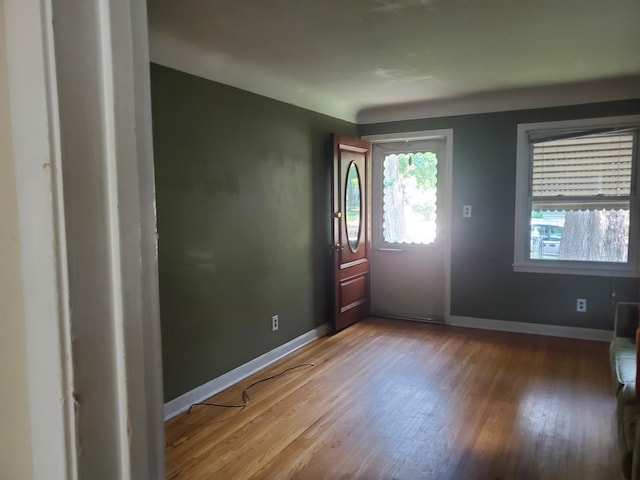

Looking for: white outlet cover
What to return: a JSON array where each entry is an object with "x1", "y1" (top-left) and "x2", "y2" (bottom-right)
[
  {"x1": 463, "y1": 205, "x2": 472, "y2": 218},
  {"x1": 576, "y1": 299, "x2": 587, "y2": 312}
]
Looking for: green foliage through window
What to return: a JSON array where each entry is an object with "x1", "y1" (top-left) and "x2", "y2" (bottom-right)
[{"x1": 383, "y1": 151, "x2": 438, "y2": 244}]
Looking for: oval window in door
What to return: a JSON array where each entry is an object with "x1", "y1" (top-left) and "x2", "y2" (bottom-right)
[{"x1": 345, "y1": 161, "x2": 362, "y2": 252}]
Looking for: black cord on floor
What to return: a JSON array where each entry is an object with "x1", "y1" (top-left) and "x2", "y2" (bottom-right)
[{"x1": 187, "y1": 363, "x2": 315, "y2": 413}]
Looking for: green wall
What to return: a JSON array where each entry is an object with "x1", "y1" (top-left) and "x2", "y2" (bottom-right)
[
  {"x1": 151, "y1": 64, "x2": 357, "y2": 401},
  {"x1": 360, "y1": 100, "x2": 640, "y2": 331}
]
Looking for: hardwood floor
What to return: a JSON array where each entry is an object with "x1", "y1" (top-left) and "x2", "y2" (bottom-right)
[{"x1": 165, "y1": 317, "x2": 621, "y2": 480}]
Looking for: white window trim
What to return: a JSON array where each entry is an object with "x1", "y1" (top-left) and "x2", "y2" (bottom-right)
[{"x1": 514, "y1": 115, "x2": 640, "y2": 277}]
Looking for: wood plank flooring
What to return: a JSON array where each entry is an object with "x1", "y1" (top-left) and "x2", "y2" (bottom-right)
[{"x1": 165, "y1": 317, "x2": 621, "y2": 480}]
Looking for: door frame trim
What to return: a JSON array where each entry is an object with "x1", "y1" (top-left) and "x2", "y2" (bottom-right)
[
  {"x1": 4, "y1": 0, "x2": 163, "y2": 477},
  {"x1": 362, "y1": 129, "x2": 453, "y2": 325}
]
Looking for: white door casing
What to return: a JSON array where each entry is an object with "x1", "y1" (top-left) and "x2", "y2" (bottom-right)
[{"x1": 4, "y1": 0, "x2": 164, "y2": 478}]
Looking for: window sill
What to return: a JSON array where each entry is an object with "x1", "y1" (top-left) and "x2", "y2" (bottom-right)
[{"x1": 513, "y1": 261, "x2": 640, "y2": 278}]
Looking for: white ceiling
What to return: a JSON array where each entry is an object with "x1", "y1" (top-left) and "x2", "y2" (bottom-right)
[{"x1": 147, "y1": 0, "x2": 640, "y2": 123}]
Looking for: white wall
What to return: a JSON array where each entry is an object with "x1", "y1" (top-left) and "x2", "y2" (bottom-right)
[{"x1": 0, "y1": 2, "x2": 34, "y2": 479}]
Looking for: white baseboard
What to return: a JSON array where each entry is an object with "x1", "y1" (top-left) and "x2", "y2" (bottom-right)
[
  {"x1": 448, "y1": 315, "x2": 613, "y2": 342},
  {"x1": 163, "y1": 323, "x2": 330, "y2": 421}
]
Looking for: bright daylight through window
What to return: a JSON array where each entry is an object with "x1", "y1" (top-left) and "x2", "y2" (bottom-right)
[
  {"x1": 514, "y1": 116, "x2": 640, "y2": 276},
  {"x1": 383, "y1": 152, "x2": 438, "y2": 244}
]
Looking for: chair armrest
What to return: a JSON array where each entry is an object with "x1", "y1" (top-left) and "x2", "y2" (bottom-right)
[{"x1": 615, "y1": 302, "x2": 640, "y2": 339}]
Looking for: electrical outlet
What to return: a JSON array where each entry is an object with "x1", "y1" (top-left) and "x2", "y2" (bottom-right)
[
  {"x1": 463, "y1": 205, "x2": 472, "y2": 218},
  {"x1": 576, "y1": 298, "x2": 587, "y2": 312},
  {"x1": 272, "y1": 314, "x2": 279, "y2": 331}
]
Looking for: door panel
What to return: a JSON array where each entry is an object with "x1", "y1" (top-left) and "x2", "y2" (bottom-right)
[
  {"x1": 340, "y1": 275, "x2": 367, "y2": 307},
  {"x1": 371, "y1": 139, "x2": 447, "y2": 322},
  {"x1": 332, "y1": 135, "x2": 371, "y2": 332},
  {"x1": 371, "y1": 250, "x2": 445, "y2": 319}
]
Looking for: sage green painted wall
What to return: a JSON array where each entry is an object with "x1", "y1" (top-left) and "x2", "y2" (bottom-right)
[
  {"x1": 360, "y1": 100, "x2": 640, "y2": 331},
  {"x1": 151, "y1": 64, "x2": 357, "y2": 401}
]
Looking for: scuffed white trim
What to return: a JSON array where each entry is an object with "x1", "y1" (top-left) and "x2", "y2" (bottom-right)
[
  {"x1": 6, "y1": 0, "x2": 163, "y2": 477},
  {"x1": 164, "y1": 324, "x2": 330, "y2": 420},
  {"x1": 5, "y1": 1, "x2": 77, "y2": 478},
  {"x1": 448, "y1": 315, "x2": 612, "y2": 342}
]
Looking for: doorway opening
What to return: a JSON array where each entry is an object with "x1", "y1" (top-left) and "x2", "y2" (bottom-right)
[{"x1": 365, "y1": 130, "x2": 453, "y2": 323}]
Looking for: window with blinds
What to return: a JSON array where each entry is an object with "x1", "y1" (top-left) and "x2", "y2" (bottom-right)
[
  {"x1": 514, "y1": 116, "x2": 640, "y2": 276},
  {"x1": 530, "y1": 129, "x2": 635, "y2": 211}
]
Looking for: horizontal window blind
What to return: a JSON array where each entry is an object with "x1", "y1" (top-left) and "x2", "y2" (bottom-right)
[{"x1": 530, "y1": 129, "x2": 635, "y2": 210}]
